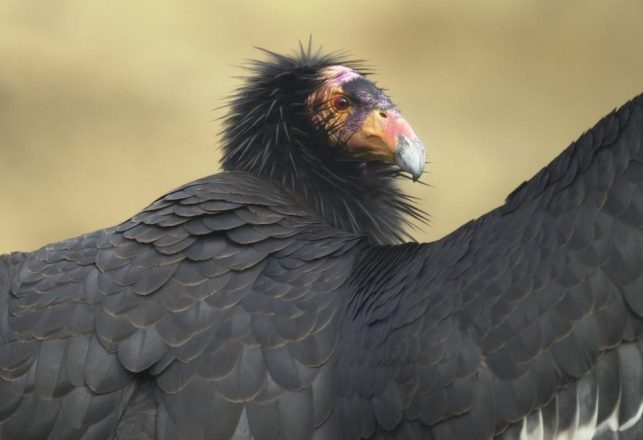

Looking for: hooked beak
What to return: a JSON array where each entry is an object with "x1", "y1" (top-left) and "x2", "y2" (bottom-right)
[
  {"x1": 395, "y1": 136, "x2": 425, "y2": 182},
  {"x1": 346, "y1": 108, "x2": 426, "y2": 181}
]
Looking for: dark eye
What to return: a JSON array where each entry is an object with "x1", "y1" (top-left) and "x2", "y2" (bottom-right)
[{"x1": 332, "y1": 95, "x2": 351, "y2": 111}]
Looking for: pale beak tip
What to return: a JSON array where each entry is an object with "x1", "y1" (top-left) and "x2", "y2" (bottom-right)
[{"x1": 395, "y1": 135, "x2": 425, "y2": 182}]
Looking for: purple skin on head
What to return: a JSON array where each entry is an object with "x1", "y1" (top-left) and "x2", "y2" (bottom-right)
[{"x1": 308, "y1": 66, "x2": 426, "y2": 180}]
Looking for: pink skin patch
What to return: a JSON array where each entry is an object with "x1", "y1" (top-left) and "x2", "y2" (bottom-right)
[
  {"x1": 322, "y1": 66, "x2": 362, "y2": 86},
  {"x1": 307, "y1": 66, "x2": 362, "y2": 131}
]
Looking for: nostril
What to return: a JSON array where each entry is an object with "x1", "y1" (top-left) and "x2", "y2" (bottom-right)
[{"x1": 379, "y1": 111, "x2": 387, "y2": 118}]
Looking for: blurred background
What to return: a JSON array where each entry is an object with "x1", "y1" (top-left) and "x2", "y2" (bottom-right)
[{"x1": 1, "y1": 1, "x2": 642, "y2": 253}]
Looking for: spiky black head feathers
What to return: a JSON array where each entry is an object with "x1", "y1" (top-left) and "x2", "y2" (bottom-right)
[
  {"x1": 221, "y1": 46, "x2": 361, "y2": 175},
  {"x1": 220, "y1": 45, "x2": 426, "y2": 244}
]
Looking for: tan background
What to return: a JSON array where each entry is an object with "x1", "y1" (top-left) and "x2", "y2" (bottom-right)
[{"x1": 1, "y1": 1, "x2": 642, "y2": 254}]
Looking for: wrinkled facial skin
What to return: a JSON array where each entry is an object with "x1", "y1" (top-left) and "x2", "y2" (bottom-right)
[
  {"x1": 307, "y1": 66, "x2": 426, "y2": 180},
  {"x1": 307, "y1": 67, "x2": 395, "y2": 152}
]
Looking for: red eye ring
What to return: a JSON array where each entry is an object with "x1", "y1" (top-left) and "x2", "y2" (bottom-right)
[{"x1": 332, "y1": 95, "x2": 351, "y2": 111}]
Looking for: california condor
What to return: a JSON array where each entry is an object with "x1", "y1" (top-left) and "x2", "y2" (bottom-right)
[{"x1": 1, "y1": 46, "x2": 643, "y2": 439}]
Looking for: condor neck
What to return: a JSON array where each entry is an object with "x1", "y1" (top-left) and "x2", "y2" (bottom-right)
[{"x1": 223, "y1": 133, "x2": 416, "y2": 244}]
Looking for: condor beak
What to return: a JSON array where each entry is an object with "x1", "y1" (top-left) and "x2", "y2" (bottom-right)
[
  {"x1": 346, "y1": 108, "x2": 425, "y2": 181},
  {"x1": 395, "y1": 136, "x2": 425, "y2": 182}
]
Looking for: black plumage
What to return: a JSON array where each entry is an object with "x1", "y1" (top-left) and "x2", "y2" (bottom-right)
[
  {"x1": 1, "y1": 46, "x2": 643, "y2": 439},
  {"x1": 221, "y1": 47, "x2": 426, "y2": 244}
]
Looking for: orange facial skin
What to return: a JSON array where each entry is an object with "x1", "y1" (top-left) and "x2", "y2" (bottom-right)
[
  {"x1": 307, "y1": 66, "x2": 424, "y2": 176},
  {"x1": 345, "y1": 108, "x2": 419, "y2": 162}
]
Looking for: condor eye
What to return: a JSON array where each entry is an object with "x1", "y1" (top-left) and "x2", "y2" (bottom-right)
[{"x1": 332, "y1": 95, "x2": 351, "y2": 111}]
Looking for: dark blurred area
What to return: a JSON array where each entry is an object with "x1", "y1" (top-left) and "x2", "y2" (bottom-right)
[{"x1": 1, "y1": 1, "x2": 642, "y2": 253}]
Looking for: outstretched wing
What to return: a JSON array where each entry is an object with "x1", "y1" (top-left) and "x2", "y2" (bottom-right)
[
  {"x1": 0, "y1": 172, "x2": 360, "y2": 439},
  {"x1": 340, "y1": 94, "x2": 643, "y2": 439}
]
